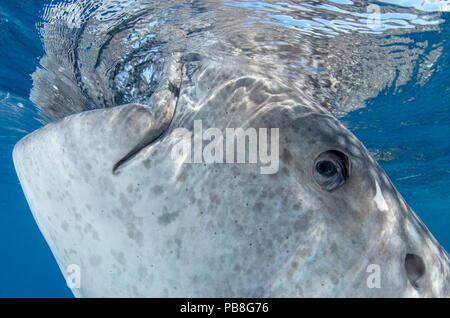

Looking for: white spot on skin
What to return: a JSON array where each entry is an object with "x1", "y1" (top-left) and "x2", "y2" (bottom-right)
[
  {"x1": 373, "y1": 181, "x2": 388, "y2": 212},
  {"x1": 295, "y1": 185, "x2": 321, "y2": 211}
]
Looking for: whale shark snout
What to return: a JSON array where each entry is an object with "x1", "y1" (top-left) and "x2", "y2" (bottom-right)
[{"x1": 13, "y1": 63, "x2": 450, "y2": 296}]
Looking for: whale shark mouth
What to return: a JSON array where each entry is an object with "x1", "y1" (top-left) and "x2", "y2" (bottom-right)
[
  {"x1": 110, "y1": 41, "x2": 166, "y2": 107},
  {"x1": 111, "y1": 52, "x2": 183, "y2": 174},
  {"x1": 31, "y1": 23, "x2": 170, "y2": 121},
  {"x1": 30, "y1": 0, "x2": 445, "y2": 125}
]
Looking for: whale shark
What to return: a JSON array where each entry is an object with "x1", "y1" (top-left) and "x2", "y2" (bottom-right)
[{"x1": 12, "y1": 0, "x2": 450, "y2": 297}]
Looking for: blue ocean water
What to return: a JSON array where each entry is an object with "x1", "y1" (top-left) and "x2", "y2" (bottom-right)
[{"x1": 0, "y1": 0, "x2": 448, "y2": 297}]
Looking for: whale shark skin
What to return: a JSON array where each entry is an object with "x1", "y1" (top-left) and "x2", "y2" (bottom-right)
[
  {"x1": 13, "y1": 60, "x2": 450, "y2": 297},
  {"x1": 12, "y1": 0, "x2": 450, "y2": 297}
]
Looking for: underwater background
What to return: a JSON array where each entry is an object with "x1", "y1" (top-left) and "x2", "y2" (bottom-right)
[{"x1": 0, "y1": 0, "x2": 448, "y2": 297}]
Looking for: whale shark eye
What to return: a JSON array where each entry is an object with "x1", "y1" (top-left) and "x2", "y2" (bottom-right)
[
  {"x1": 313, "y1": 150, "x2": 349, "y2": 191},
  {"x1": 316, "y1": 161, "x2": 337, "y2": 177}
]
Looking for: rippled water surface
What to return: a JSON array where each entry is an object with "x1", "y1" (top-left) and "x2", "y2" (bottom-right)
[{"x1": 0, "y1": 0, "x2": 448, "y2": 296}]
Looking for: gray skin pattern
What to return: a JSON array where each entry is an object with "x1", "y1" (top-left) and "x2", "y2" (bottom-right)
[
  {"x1": 12, "y1": 0, "x2": 450, "y2": 297},
  {"x1": 14, "y1": 56, "x2": 450, "y2": 297}
]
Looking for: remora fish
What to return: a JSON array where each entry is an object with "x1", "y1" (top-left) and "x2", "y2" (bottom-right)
[{"x1": 12, "y1": 0, "x2": 449, "y2": 297}]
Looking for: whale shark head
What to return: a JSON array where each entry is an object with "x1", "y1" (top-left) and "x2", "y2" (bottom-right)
[{"x1": 13, "y1": 0, "x2": 449, "y2": 297}]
